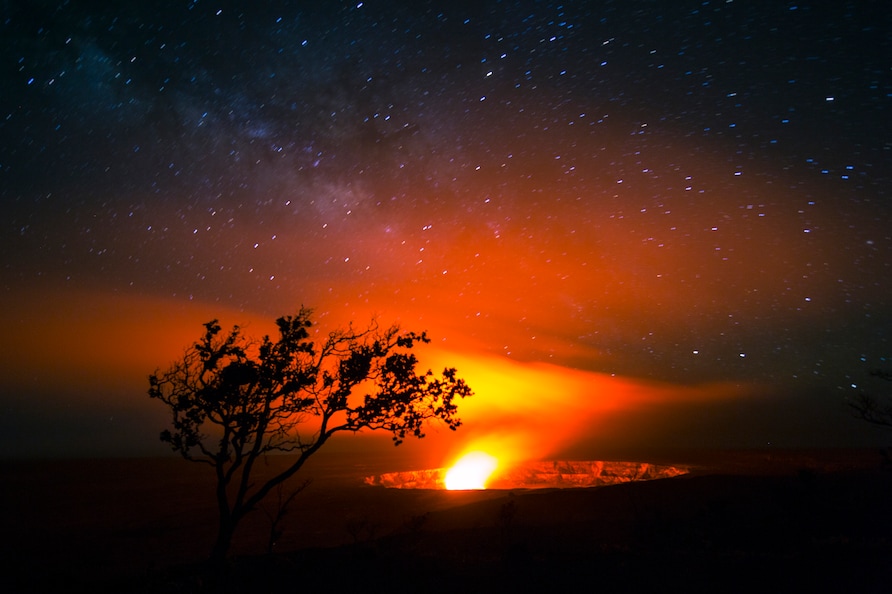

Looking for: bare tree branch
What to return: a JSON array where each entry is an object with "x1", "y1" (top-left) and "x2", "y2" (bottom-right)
[{"x1": 849, "y1": 369, "x2": 892, "y2": 429}]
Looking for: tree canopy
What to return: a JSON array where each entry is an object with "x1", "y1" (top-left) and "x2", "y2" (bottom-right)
[{"x1": 148, "y1": 307, "x2": 472, "y2": 561}]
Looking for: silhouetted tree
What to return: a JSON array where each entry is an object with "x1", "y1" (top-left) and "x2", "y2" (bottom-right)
[
  {"x1": 850, "y1": 370, "x2": 892, "y2": 429},
  {"x1": 148, "y1": 307, "x2": 472, "y2": 564}
]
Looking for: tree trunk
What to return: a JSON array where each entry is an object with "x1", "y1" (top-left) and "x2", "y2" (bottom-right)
[{"x1": 209, "y1": 512, "x2": 237, "y2": 567}]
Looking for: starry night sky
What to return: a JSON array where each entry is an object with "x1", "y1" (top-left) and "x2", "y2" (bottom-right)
[{"x1": 1, "y1": 1, "x2": 890, "y2": 459}]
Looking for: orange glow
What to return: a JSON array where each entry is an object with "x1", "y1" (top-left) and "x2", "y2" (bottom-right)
[
  {"x1": 415, "y1": 347, "x2": 750, "y2": 466},
  {"x1": 2, "y1": 285, "x2": 277, "y2": 392},
  {"x1": 444, "y1": 451, "x2": 499, "y2": 490}
]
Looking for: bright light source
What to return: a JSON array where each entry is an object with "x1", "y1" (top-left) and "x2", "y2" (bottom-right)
[{"x1": 444, "y1": 452, "x2": 498, "y2": 490}]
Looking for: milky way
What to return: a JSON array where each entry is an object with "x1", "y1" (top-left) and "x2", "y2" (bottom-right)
[{"x1": 1, "y1": 1, "x2": 890, "y2": 457}]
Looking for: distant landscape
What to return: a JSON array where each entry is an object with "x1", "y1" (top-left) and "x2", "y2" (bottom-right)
[
  {"x1": 3, "y1": 448, "x2": 890, "y2": 593},
  {"x1": 3, "y1": 3, "x2": 890, "y2": 591}
]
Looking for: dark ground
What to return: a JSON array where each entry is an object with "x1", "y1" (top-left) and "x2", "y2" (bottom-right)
[{"x1": 2, "y1": 449, "x2": 891, "y2": 593}]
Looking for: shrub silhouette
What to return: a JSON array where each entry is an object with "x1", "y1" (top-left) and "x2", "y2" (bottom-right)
[
  {"x1": 850, "y1": 370, "x2": 892, "y2": 429},
  {"x1": 148, "y1": 307, "x2": 472, "y2": 563}
]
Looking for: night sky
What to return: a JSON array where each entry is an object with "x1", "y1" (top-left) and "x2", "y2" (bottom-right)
[{"x1": 2, "y1": 1, "x2": 890, "y2": 460}]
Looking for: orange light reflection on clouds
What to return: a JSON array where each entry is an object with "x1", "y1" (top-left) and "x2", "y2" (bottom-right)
[
  {"x1": 421, "y1": 347, "x2": 747, "y2": 466},
  {"x1": 3, "y1": 284, "x2": 278, "y2": 396},
  {"x1": 0, "y1": 279, "x2": 751, "y2": 460}
]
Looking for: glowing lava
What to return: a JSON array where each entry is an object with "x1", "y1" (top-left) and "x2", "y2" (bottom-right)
[
  {"x1": 444, "y1": 452, "x2": 498, "y2": 490},
  {"x1": 365, "y1": 460, "x2": 691, "y2": 490}
]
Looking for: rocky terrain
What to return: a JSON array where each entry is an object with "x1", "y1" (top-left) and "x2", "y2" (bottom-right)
[{"x1": 3, "y1": 449, "x2": 891, "y2": 593}]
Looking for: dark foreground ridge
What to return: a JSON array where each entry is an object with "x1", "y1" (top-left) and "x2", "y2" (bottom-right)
[{"x1": 3, "y1": 450, "x2": 891, "y2": 593}]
